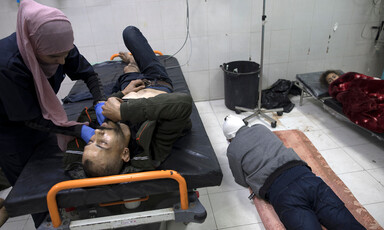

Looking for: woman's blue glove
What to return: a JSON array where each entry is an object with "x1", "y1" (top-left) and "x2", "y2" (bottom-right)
[
  {"x1": 81, "y1": 125, "x2": 95, "y2": 143},
  {"x1": 95, "y1": 102, "x2": 106, "y2": 125}
]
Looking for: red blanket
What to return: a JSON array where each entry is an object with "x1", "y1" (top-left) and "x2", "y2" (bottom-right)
[{"x1": 329, "y1": 72, "x2": 384, "y2": 133}]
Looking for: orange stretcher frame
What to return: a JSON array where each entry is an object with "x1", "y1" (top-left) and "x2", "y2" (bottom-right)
[
  {"x1": 46, "y1": 170, "x2": 188, "y2": 228},
  {"x1": 110, "y1": 50, "x2": 163, "y2": 60}
]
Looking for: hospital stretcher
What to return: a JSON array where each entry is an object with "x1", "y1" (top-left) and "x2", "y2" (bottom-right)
[
  {"x1": 4, "y1": 55, "x2": 223, "y2": 229},
  {"x1": 295, "y1": 71, "x2": 384, "y2": 142}
]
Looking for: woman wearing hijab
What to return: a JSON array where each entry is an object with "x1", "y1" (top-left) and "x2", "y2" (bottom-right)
[
  {"x1": 0, "y1": 0, "x2": 106, "y2": 226},
  {"x1": 0, "y1": 0, "x2": 105, "y2": 197}
]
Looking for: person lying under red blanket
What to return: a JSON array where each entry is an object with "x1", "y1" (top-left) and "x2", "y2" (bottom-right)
[{"x1": 320, "y1": 71, "x2": 384, "y2": 133}]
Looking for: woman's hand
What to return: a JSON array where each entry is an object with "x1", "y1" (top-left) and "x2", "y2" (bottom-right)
[
  {"x1": 94, "y1": 102, "x2": 106, "y2": 125},
  {"x1": 102, "y1": 97, "x2": 123, "y2": 122},
  {"x1": 81, "y1": 125, "x2": 95, "y2": 143},
  {"x1": 122, "y1": 79, "x2": 146, "y2": 95}
]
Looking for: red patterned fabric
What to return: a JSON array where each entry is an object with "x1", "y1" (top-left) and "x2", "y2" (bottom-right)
[
  {"x1": 252, "y1": 130, "x2": 383, "y2": 230},
  {"x1": 329, "y1": 72, "x2": 384, "y2": 133}
]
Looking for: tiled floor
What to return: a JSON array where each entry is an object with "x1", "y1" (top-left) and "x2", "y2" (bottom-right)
[{"x1": 1, "y1": 96, "x2": 384, "y2": 230}]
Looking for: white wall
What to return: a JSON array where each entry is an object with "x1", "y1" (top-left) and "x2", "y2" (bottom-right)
[{"x1": 1, "y1": 0, "x2": 384, "y2": 101}]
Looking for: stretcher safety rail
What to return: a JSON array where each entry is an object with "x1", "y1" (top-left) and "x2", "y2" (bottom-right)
[
  {"x1": 47, "y1": 170, "x2": 188, "y2": 228},
  {"x1": 110, "y1": 50, "x2": 163, "y2": 60}
]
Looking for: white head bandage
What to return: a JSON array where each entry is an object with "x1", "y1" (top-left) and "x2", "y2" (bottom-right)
[{"x1": 222, "y1": 115, "x2": 246, "y2": 140}]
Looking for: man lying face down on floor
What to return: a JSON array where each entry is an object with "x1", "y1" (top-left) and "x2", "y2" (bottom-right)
[{"x1": 222, "y1": 115, "x2": 364, "y2": 230}]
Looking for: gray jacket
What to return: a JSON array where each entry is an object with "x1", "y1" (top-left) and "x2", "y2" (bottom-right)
[{"x1": 227, "y1": 124, "x2": 307, "y2": 199}]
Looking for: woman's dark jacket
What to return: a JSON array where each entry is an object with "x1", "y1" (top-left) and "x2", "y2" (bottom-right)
[{"x1": 0, "y1": 33, "x2": 105, "y2": 152}]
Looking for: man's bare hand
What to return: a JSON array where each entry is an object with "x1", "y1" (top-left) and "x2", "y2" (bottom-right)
[
  {"x1": 102, "y1": 97, "x2": 123, "y2": 122},
  {"x1": 122, "y1": 79, "x2": 146, "y2": 95}
]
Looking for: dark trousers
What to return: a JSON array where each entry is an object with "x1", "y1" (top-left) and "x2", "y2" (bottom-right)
[
  {"x1": 0, "y1": 168, "x2": 10, "y2": 190},
  {"x1": 268, "y1": 166, "x2": 365, "y2": 230},
  {"x1": 116, "y1": 26, "x2": 172, "y2": 92},
  {"x1": 0, "y1": 132, "x2": 61, "y2": 186}
]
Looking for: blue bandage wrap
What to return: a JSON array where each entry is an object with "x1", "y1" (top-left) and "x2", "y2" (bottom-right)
[
  {"x1": 95, "y1": 102, "x2": 106, "y2": 125},
  {"x1": 81, "y1": 125, "x2": 95, "y2": 143}
]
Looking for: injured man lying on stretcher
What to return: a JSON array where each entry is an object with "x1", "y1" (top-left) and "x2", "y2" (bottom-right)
[
  {"x1": 64, "y1": 25, "x2": 193, "y2": 178},
  {"x1": 64, "y1": 89, "x2": 192, "y2": 178}
]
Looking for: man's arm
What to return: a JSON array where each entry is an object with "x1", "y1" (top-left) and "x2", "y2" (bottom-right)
[
  {"x1": 24, "y1": 116, "x2": 83, "y2": 138},
  {"x1": 227, "y1": 149, "x2": 249, "y2": 188},
  {"x1": 125, "y1": 92, "x2": 193, "y2": 164},
  {"x1": 108, "y1": 79, "x2": 146, "y2": 99},
  {"x1": 120, "y1": 93, "x2": 192, "y2": 124},
  {"x1": 102, "y1": 92, "x2": 193, "y2": 124}
]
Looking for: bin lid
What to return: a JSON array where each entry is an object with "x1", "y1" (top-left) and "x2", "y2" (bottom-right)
[{"x1": 221, "y1": 61, "x2": 260, "y2": 75}]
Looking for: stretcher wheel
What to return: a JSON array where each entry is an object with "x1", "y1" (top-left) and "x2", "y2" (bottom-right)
[
  {"x1": 271, "y1": 121, "x2": 277, "y2": 128},
  {"x1": 277, "y1": 111, "x2": 283, "y2": 116},
  {"x1": 235, "y1": 109, "x2": 241, "y2": 114}
]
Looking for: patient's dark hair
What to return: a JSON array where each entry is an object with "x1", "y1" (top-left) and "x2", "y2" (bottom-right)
[
  {"x1": 83, "y1": 158, "x2": 119, "y2": 178},
  {"x1": 320, "y1": 70, "x2": 342, "y2": 85}
]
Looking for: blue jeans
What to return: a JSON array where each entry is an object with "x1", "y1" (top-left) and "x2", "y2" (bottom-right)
[
  {"x1": 115, "y1": 26, "x2": 173, "y2": 93},
  {"x1": 268, "y1": 166, "x2": 364, "y2": 230}
]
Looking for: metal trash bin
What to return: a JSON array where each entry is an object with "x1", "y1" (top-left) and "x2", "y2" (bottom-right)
[{"x1": 220, "y1": 61, "x2": 260, "y2": 111}]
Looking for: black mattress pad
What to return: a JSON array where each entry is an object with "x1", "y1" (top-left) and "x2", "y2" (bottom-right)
[{"x1": 5, "y1": 56, "x2": 223, "y2": 217}]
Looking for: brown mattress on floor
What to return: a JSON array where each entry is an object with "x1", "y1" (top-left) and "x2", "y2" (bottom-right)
[{"x1": 252, "y1": 129, "x2": 383, "y2": 230}]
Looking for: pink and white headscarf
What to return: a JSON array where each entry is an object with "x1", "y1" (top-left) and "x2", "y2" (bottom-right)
[{"x1": 16, "y1": 0, "x2": 81, "y2": 150}]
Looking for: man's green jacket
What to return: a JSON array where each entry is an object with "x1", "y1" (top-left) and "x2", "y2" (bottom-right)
[
  {"x1": 65, "y1": 92, "x2": 193, "y2": 173},
  {"x1": 119, "y1": 92, "x2": 192, "y2": 170}
]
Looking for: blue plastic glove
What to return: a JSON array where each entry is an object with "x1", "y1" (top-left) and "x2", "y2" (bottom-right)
[
  {"x1": 81, "y1": 125, "x2": 95, "y2": 143},
  {"x1": 94, "y1": 102, "x2": 106, "y2": 125}
]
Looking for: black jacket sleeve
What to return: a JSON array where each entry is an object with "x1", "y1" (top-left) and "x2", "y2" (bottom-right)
[
  {"x1": 25, "y1": 116, "x2": 83, "y2": 138},
  {"x1": 63, "y1": 45, "x2": 106, "y2": 103}
]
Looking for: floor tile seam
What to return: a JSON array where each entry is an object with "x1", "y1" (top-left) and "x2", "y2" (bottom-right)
[
  {"x1": 336, "y1": 169, "x2": 366, "y2": 177},
  {"x1": 210, "y1": 204, "x2": 262, "y2": 230},
  {"x1": 315, "y1": 145, "x2": 364, "y2": 172},
  {"x1": 319, "y1": 131, "x2": 370, "y2": 147},
  {"x1": 196, "y1": 108, "x2": 215, "y2": 115},
  {"x1": 5, "y1": 217, "x2": 29, "y2": 223},
  {"x1": 302, "y1": 130, "x2": 342, "y2": 151},
  {"x1": 360, "y1": 198, "x2": 384, "y2": 206},
  {"x1": 2, "y1": 217, "x2": 28, "y2": 229},
  {"x1": 207, "y1": 187, "x2": 249, "y2": 196},
  {"x1": 21, "y1": 217, "x2": 33, "y2": 230},
  {"x1": 341, "y1": 146, "x2": 379, "y2": 170},
  {"x1": 206, "y1": 192, "x2": 219, "y2": 230},
  {"x1": 366, "y1": 169, "x2": 384, "y2": 188},
  {"x1": 217, "y1": 222, "x2": 264, "y2": 230},
  {"x1": 366, "y1": 166, "x2": 384, "y2": 172},
  {"x1": 363, "y1": 200, "x2": 384, "y2": 206}
]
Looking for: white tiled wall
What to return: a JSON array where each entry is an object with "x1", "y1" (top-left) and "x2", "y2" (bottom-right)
[{"x1": 1, "y1": 0, "x2": 384, "y2": 101}]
